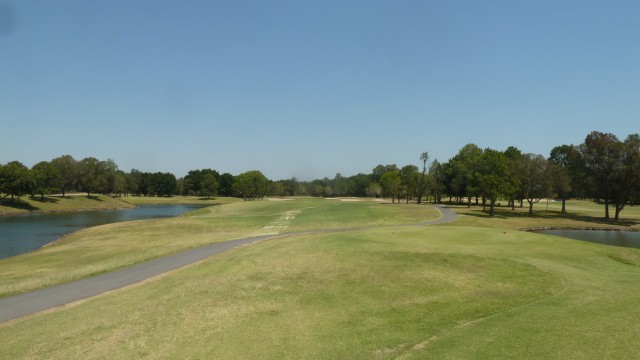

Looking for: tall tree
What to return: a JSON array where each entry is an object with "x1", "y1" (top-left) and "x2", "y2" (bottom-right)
[
  {"x1": 610, "y1": 134, "x2": 640, "y2": 220},
  {"x1": 77, "y1": 157, "x2": 101, "y2": 196},
  {"x1": 0, "y1": 161, "x2": 32, "y2": 199},
  {"x1": 380, "y1": 170, "x2": 402, "y2": 203},
  {"x1": 416, "y1": 152, "x2": 429, "y2": 204},
  {"x1": 31, "y1": 161, "x2": 61, "y2": 199},
  {"x1": 547, "y1": 163, "x2": 572, "y2": 215},
  {"x1": 428, "y1": 159, "x2": 445, "y2": 203},
  {"x1": 580, "y1": 131, "x2": 623, "y2": 220},
  {"x1": 50, "y1": 155, "x2": 77, "y2": 197},
  {"x1": 399, "y1": 165, "x2": 419, "y2": 203},
  {"x1": 477, "y1": 149, "x2": 511, "y2": 216},
  {"x1": 233, "y1": 170, "x2": 269, "y2": 201},
  {"x1": 519, "y1": 154, "x2": 552, "y2": 216},
  {"x1": 200, "y1": 172, "x2": 219, "y2": 199}
]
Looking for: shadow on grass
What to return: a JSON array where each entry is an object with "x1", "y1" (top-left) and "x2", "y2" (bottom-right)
[
  {"x1": 87, "y1": 195, "x2": 104, "y2": 201},
  {"x1": 30, "y1": 197, "x2": 59, "y2": 204},
  {"x1": 0, "y1": 199, "x2": 40, "y2": 211},
  {"x1": 458, "y1": 205, "x2": 639, "y2": 227}
]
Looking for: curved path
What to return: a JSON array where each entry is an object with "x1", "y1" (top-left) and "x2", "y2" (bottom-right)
[{"x1": 0, "y1": 205, "x2": 457, "y2": 324}]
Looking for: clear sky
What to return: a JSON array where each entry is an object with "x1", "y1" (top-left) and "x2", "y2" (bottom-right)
[{"x1": 1, "y1": 1, "x2": 638, "y2": 180}]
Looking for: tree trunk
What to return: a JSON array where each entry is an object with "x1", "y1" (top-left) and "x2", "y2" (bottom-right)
[
  {"x1": 561, "y1": 199, "x2": 567, "y2": 215},
  {"x1": 489, "y1": 199, "x2": 495, "y2": 216},
  {"x1": 467, "y1": 196, "x2": 472, "y2": 208},
  {"x1": 604, "y1": 197, "x2": 610, "y2": 220},
  {"x1": 511, "y1": 196, "x2": 515, "y2": 211},
  {"x1": 528, "y1": 199, "x2": 534, "y2": 216}
]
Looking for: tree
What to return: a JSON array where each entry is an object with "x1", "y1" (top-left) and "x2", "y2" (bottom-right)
[
  {"x1": 366, "y1": 182, "x2": 382, "y2": 198},
  {"x1": 579, "y1": 131, "x2": 623, "y2": 220},
  {"x1": 518, "y1": 154, "x2": 552, "y2": 216},
  {"x1": 0, "y1": 161, "x2": 32, "y2": 199},
  {"x1": 200, "y1": 172, "x2": 219, "y2": 199},
  {"x1": 547, "y1": 163, "x2": 572, "y2": 215},
  {"x1": 610, "y1": 134, "x2": 640, "y2": 220},
  {"x1": 50, "y1": 155, "x2": 77, "y2": 197},
  {"x1": 416, "y1": 152, "x2": 429, "y2": 204},
  {"x1": 503, "y1": 146, "x2": 523, "y2": 210},
  {"x1": 477, "y1": 149, "x2": 511, "y2": 216},
  {"x1": 380, "y1": 170, "x2": 402, "y2": 203},
  {"x1": 233, "y1": 170, "x2": 269, "y2": 201},
  {"x1": 218, "y1": 173, "x2": 235, "y2": 197},
  {"x1": 428, "y1": 159, "x2": 445, "y2": 203},
  {"x1": 77, "y1": 157, "x2": 101, "y2": 196},
  {"x1": 31, "y1": 161, "x2": 61, "y2": 199},
  {"x1": 449, "y1": 144, "x2": 483, "y2": 206},
  {"x1": 399, "y1": 165, "x2": 419, "y2": 203}
]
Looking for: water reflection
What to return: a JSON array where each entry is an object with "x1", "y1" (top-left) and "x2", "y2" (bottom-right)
[
  {"x1": 0, "y1": 205, "x2": 205, "y2": 259},
  {"x1": 536, "y1": 229, "x2": 640, "y2": 249}
]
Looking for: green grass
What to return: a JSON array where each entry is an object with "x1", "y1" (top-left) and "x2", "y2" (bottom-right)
[
  {"x1": 3, "y1": 224, "x2": 640, "y2": 359},
  {"x1": 0, "y1": 198, "x2": 439, "y2": 297},
  {"x1": 0, "y1": 194, "x2": 134, "y2": 215},
  {"x1": 3, "y1": 198, "x2": 640, "y2": 358},
  {"x1": 118, "y1": 195, "x2": 242, "y2": 206},
  {"x1": 448, "y1": 199, "x2": 640, "y2": 230}
]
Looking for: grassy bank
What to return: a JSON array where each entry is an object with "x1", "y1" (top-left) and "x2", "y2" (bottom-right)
[
  {"x1": 0, "y1": 194, "x2": 134, "y2": 215},
  {"x1": 0, "y1": 198, "x2": 440, "y2": 297},
  {"x1": 3, "y1": 224, "x2": 640, "y2": 358},
  {"x1": 118, "y1": 195, "x2": 242, "y2": 206}
]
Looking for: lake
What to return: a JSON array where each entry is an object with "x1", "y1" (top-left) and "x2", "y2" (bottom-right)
[
  {"x1": 0, "y1": 205, "x2": 205, "y2": 259},
  {"x1": 536, "y1": 229, "x2": 640, "y2": 249}
]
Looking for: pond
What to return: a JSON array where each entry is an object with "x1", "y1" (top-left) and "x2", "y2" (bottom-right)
[
  {"x1": 536, "y1": 229, "x2": 640, "y2": 249},
  {"x1": 0, "y1": 205, "x2": 206, "y2": 259}
]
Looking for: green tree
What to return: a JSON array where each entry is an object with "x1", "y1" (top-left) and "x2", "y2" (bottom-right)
[
  {"x1": 579, "y1": 131, "x2": 623, "y2": 220},
  {"x1": 50, "y1": 155, "x2": 77, "y2": 197},
  {"x1": 366, "y1": 182, "x2": 382, "y2": 198},
  {"x1": 31, "y1": 161, "x2": 61, "y2": 199},
  {"x1": 380, "y1": 170, "x2": 402, "y2": 203},
  {"x1": 399, "y1": 165, "x2": 419, "y2": 203},
  {"x1": 77, "y1": 157, "x2": 101, "y2": 196},
  {"x1": 233, "y1": 170, "x2": 269, "y2": 201},
  {"x1": 477, "y1": 149, "x2": 511, "y2": 216},
  {"x1": 200, "y1": 172, "x2": 219, "y2": 199},
  {"x1": 0, "y1": 161, "x2": 32, "y2": 199},
  {"x1": 449, "y1": 144, "x2": 483, "y2": 206},
  {"x1": 416, "y1": 152, "x2": 429, "y2": 204},
  {"x1": 610, "y1": 134, "x2": 640, "y2": 220},
  {"x1": 547, "y1": 162, "x2": 572, "y2": 215},
  {"x1": 428, "y1": 159, "x2": 445, "y2": 203},
  {"x1": 519, "y1": 154, "x2": 552, "y2": 216}
]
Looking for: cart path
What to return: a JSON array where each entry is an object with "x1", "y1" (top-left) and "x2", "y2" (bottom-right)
[{"x1": 0, "y1": 205, "x2": 457, "y2": 324}]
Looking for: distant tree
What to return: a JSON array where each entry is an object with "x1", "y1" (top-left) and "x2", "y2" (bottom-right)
[
  {"x1": 218, "y1": 173, "x2": 235, "y2": 197},
  {"x1": 549, "y1": 144, "x2": 589, "y2": 199},
  {"x1": 610, "y1": 134, "x2": 640, "y2": 220},
  {"x1": 371, "y1": 164, "x2": 398, "y2": 183},
  {"x1": 31, "y1": 161, "x2": 61, "y2": 199},
  {"x1": 77, "y1": 157, "x2": 101, "y2": 196},
  {"x1": 428, "y1": 159, "x2": 445, "y2": 203},
  {"x1": 366, "y1": 182, "x2": 382, "y2": 198},
  {"x1": 113, "y1": 170, "x2": 128, "y2": 197},
  {"x1": 200, "y1": 172, "x2": 219, "y2": 199},
  {"x1": 233, "y1": 170, "x2": 269, "y2": 201},
  {"x1": 416, "y1": 152, "x2": 429, "y2": 204},
  {"x1": 0, "y1": 161, "x2": 32, "y2": 199},
  {"x1": 580, "y1": 131, "x2": 623, "y2": 220},
  {"x1": 477, "y1": 149, "x2": 510, "y2": 216},
  {"x1": 399, "y1": 165, "x2": 419, "y2": 203},
  {"x1": 153, "y1": 172, "x2": 177, "y2": 197},
  {"x1": 449, "y1": 144, "x2": 483, "y2": 206},
  {"x1": 547, "y1": 163, "x2": 572, "y2": 215},
  {"x1": 50, "y1": 155, "x2": 77, "y2": 197},
  {"x1": 97, "y1": 159, "x2": 118, "y2": 195},
  {"x1": 519, "y1": 154, "x2": 552, "y2": 216},
  {"x1": 380, "y1": 170, "x2": 402, "y2": 203},
  {"x1": 503, "y1": 146, "x2": 523, "y2": 210}
]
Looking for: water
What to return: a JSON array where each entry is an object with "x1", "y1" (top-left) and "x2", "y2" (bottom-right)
[
  {"x1": 0, "y1": 205, "x2": 205, "y2": 259},
  {"x1": 537, "y1": 229, "x2": 640, "y2": 249}
]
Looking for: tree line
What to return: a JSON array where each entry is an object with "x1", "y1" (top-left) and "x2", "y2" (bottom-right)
[{"x1": 2, "y1": 131, "x2": 638, "y2": 219}]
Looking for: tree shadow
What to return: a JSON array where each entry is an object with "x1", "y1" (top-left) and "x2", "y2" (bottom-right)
[
  {"x1": 460, "y1": 206, "x2": 639, "y2": 227},
  {"x1": 0, "y1": 199, "x2": 40, "y2": 211},
  {"x1": 30, "y1": 197, "x2": 59, "y2": 204},
  {"x1": 87, "y1": 195, "x2": 104, "y2": 202}
]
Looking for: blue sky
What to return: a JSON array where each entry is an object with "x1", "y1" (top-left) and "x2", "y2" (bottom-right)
[{"x1": 1, "y1": 1, "x2": 638, "y2": 180}]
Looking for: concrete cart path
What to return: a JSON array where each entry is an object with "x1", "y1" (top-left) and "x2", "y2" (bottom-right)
[{"x1": 0, "y1": 205, "x2": 457, "y2": 324}]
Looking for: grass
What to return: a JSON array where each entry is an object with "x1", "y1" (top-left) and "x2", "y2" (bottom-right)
[
  {"x1": 3, "y1": 224, "x2": 640, "y2": 359},
  {"x1": 0, "y1": 198, "x2": 439, "y2": 297},
  {"x1": 446, "y1": 199, "x2": 640, "y2": 230},
  {"x1": 2, "y1": 198, "x2": 640, "y2": 358},
  {"x1": 118, "y1": 195, "x2": 242, "y2": 206},
  {"x1": 0, "y1": 194, "x2": 134, "y2": 215}
]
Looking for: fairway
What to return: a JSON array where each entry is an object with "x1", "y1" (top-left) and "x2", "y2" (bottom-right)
[{"x1": 2, "y1": 199, "x2": 640, "y2": 359}]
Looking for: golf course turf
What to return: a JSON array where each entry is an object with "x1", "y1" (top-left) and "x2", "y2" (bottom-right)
[{"x1": 1, "y1": 198, "x2": 640, "y2": 359}]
